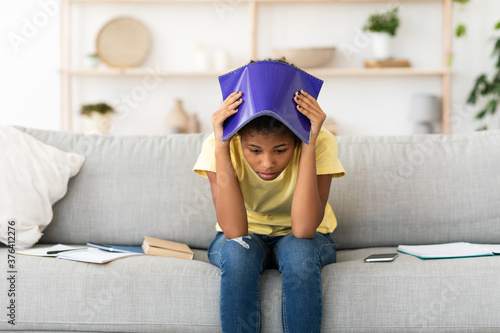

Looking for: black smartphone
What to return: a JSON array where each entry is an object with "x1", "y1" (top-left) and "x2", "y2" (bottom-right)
[{"x1": 364, "y1": 253, "x2": 399, "y2": 263}]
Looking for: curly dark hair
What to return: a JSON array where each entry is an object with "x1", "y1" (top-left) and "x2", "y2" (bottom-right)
[
  {"x1": 246, "y1": 57, "x2": 297, "y2": 68},
  {"x1": 238, "y1": 116, "x2": 301, "y2": 146}
]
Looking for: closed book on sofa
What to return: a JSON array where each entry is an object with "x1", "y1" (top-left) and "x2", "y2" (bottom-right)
[{"x1": 142, "y1": 236, "x2": 194, "y2": 260}]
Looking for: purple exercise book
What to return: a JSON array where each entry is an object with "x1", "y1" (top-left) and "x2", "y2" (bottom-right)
[{"x1": 218, "y1": 60, "x2": 324, "y2": 145}]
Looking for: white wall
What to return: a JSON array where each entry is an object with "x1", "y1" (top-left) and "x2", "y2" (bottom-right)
[
  {"x1": 1, "y1": 0, "x2": 499, "y2": 135},
  {"x1": 1, "y1": 0, "x2": 61, "y2": 130}
]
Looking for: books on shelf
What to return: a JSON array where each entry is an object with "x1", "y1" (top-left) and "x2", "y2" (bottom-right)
[
  {"x1": 397, "y1": 242, "x2": 500, "y2": 260},
  {"x1": 142, "y1": 236, "x2": 194, "y2": 260}
]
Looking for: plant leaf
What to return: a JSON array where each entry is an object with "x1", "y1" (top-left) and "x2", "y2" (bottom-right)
[
  {"x1": 364, "y1": 7, "x2": 400, "y2": 36},
  {"x1": 487, "y1": 99, "x2": 498, "y2": 115},
  {"x1": 466, "y1": 75, "x2": 486, "y2": 105},
  {"x1": 456, "y1": 24, "x2": 466, "y2": 38},
  {"x1": 478, "y1": 75, "x2": 491, "y2": 95},
  {"x1": 492, "y1": 38, "x2": 500, "y2": 58},
  {"x1": 452, "y1": 0, "x2": 470, "y2": 3},
  {"x1": 466, "y1": 90, "x2": 477, "y2": 105},
  {"x1": 476, "y1": 108, "x2": 488, "y2": 119},
  {"x1": 476, "y1": 125, "x2": 488, "y2": 131},
  {"x1": 447, "y1": 54, "x2": 454, "y2": 67},
  {"x1": 495, "y1": 21, "x2": 500, "y2": 30}
]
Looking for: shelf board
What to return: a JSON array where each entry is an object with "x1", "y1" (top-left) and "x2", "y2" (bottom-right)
[
  {"x1": 254, "y1": 0, "x2": 443, "y2": 3},
  {"x1": 309, "y1": 67, "x2": 452, "y2": 76},
  {"x1": 66, "y1": 0, "x2": 219, "y2": 3},
  {"x1": 61, "y1": 68, "x2": 224, "y2": 77},
  {"x1": 60, "y1": 67, "x2": 451, "y2": 77}
]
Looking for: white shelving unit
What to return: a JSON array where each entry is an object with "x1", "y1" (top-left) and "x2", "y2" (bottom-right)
[{"x1": 60, "y1": 0, "x2": 452, "y2": 133}]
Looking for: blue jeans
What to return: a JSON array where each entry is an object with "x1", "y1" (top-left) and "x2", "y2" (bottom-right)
[{"x1": 207, "y1": 231, "x2": 337, "y2": 333}]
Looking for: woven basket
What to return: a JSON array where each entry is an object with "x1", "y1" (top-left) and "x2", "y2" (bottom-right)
[{"x1": 96, "y1": 17, "x2": 151, "y2": 68}]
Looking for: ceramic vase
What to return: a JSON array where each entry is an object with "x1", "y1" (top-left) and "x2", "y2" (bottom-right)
[
  {"x1": 187, "y1": 113, "x2": 201, "y2": 133},
  {"x1": 165, "y1": 99, "x2": 190, "y2": 133}
]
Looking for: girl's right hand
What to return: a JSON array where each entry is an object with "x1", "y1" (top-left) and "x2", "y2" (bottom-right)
[{"x1": 212, "y1": 91, "x2": 242, "y2": 147}]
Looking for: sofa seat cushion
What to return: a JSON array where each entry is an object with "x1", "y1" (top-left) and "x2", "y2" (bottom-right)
[
  {"x1": 2, "y1": 245, "x2": 499, "y2": 332},
  {"x1": 1, "y1": 245, "x2": 221, "y2": 332},
  {"x1": 327, "y1": 248, "x2": 500, "y2": 332}
]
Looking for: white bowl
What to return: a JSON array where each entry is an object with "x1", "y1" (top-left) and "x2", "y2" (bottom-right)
[{"x1": 272, "y1": 47, "x2": 335, "y2": 68}]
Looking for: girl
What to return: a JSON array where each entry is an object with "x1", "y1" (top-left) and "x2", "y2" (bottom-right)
[{"x1": 194, "y1": 60, "x2": 345, "y2": 333}]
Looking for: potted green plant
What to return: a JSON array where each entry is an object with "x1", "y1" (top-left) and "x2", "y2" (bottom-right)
[
  {"x1": 363, "y1": 7, "x2": 400, "y2": 60},
  {"x1": 80, "y1": 102, "x2": 115, "y2": 134},
  {"x1": 84, "y1": 52, "x2": 100, "y2": 69},
  {"x1": 466, "y1": 22, "x2": 500, "y2": 130}
]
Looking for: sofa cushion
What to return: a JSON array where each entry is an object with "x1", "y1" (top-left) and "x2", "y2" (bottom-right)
[
  {"x1": 0, "y1": 246, "x2": 222, "y2": 332},
  {"x1": 331, "y1": 129, "x2": 500, "y2": 249},
  {"x1": 16, "y1": 128, "x2": 216, "y2": 250},
  {"x1": 16, "y1": 127, "x2": 500, "y2": 251},
  {"x1": 0, "y1": 126, "x2": 85, "y2": 249},
  {"x1": 2, "y1": 246, "x2": 499, "y2": 332},
  {"x1": 323, "y1": 247, "x2": 500, "y2": 332}
]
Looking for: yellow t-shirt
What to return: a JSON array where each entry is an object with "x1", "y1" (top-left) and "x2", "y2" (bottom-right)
[{"x1": 193, "y1": 127, "x2": 345, "y2": 236}]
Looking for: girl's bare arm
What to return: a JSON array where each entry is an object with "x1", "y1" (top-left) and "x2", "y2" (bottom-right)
[
  {"x1": 208, "y1": 91, "x2": 248, "y2": 239},
  {"x1": 291, "y1": 90, "x2": 333, "y2": 238}
]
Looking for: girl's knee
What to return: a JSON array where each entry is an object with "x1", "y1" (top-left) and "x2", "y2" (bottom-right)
[
  {"x1": 274, "y1": 232, "x2": 335, "y2": 271},
  {"x1": 220, "y1": 235, "x2": 269, "y2": 275},
  {"x1": 276, "y1": 233, "x2": 319, "y2": 257}
]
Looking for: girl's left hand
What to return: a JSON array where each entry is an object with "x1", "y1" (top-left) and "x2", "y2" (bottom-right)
[{"x1": 294, "y1": 90, "x2": 326, "y2": 145}]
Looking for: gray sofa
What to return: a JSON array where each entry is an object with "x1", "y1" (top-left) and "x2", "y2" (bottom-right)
[{"x1": 1, "y1": 127, "x2": 500, "y2": 332}]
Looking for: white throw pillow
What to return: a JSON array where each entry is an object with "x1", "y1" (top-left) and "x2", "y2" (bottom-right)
[{"x1": 0, "y1": 126, "x2": 85, "y2": 250}]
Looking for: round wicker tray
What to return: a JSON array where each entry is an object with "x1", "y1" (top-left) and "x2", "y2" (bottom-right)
[{"x1": 96, "y1": 17, "x2": 151, "y2": 68}]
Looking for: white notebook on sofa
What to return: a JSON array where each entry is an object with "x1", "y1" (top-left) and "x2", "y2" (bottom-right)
[
  {"x1": 397, "y1": 242, "x2": 499, "y2": 259},
  {"x1": 57, "y1": 248, "x2": 142, "y2": 264}
]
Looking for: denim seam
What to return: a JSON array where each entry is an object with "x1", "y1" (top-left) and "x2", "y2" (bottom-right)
[
  {"x1": 256, "y1": 248, "x2": 270, "y2": 333},
  {"x1": 273, "y1": 247, "x2": 289, "y2": 333},
  {"x1": 207, "y1": 250, "x2": 222, "y2": 268},
  {"x1": 256, "y1": 275, "x2": 261, "y2": 333}
]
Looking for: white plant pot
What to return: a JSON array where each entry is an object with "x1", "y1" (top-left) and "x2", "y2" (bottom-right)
[
  {"x1": 83, "y1": 112, "x2": 112, "y2": 134},
  {"x1": 84, "y1": 55, "x2": 100, "y2": 69},
  {"x1": 371, "y1": 32, "x2": 393, "y2": 60}
]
